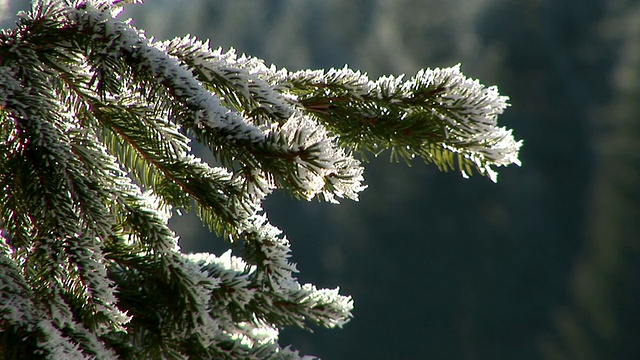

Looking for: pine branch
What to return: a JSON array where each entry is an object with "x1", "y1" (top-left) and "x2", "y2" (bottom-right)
[
  {"x1": 188, "y1": 215, "x2": 354, "y2": 331},
  {"x1": 285, "y1": 65, "x2": 522, "y2": 181},
  {"x1": 0, "y1": 1, "x2": 522, "y2": 358},
  {"x1": 161, "y1": 37, "x2": 295, "y2": 125},
  {"x1": 68, "y1": 1, "x2": 366, "y2": 205}
]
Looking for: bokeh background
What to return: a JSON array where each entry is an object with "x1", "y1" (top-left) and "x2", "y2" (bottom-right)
[{"x1": 5, "y1": 1, "x2": 640, "y2": 359}]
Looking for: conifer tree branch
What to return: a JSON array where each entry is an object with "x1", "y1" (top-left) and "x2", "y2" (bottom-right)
[
  {"x1": 0, "y1": 68, "x2": 129, "y2": 344},
  {"x1": 284, "y1": 65, "x2": 522, "y2": 181},
  {"x1": 64, "y1": 1, "x2": 365, "y2": 203},
  {"x1": 0, "y1": 1, "x2": 522, "y2": 358},
  {"x1": 161, "y1": 37, "x2": 295, "y2": 125}
]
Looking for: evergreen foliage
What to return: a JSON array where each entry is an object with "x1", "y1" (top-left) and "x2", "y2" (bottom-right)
[{"x1": 0, "y1": 1, "x2": 521, "y2": 358}]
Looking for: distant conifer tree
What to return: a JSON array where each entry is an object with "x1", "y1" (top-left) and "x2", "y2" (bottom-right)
[{"x1": 0, "y1": 1, "x2": 521, "y2": 358}]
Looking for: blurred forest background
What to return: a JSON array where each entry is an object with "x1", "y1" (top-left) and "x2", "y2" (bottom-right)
[{"x1": 3, "y1": 0, "x2": 640, "y2": 359}]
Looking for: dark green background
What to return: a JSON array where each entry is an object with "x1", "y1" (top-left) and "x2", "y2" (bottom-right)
[{"x1": 8, "y1": 1, "x2": 639, "y2": 359}]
